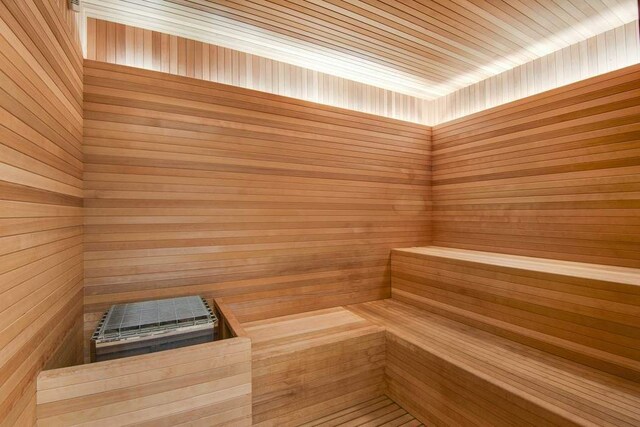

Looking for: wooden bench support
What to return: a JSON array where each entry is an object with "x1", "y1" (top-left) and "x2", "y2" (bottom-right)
[{"x1": 243, "y1": 307, "x2": 386, "y2": 426}]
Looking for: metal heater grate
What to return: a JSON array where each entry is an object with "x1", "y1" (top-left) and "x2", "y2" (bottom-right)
[
  {"x1": 91, "y1": 296, "x2": 217, "y2": 362},
  {"x1": 94, "y1": 296, "x2": 216, "y2": 342}
]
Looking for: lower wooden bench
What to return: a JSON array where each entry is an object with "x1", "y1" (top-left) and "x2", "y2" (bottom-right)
[
  {"x1": 215, "y1": 246, "x2": 640, "y2": 426},
  {"x1": 243, "y1": 307, "x2": 387, "y2": 426},
  {"x1": 348, "y1": 299, "x2": 640, "y2": 427}
]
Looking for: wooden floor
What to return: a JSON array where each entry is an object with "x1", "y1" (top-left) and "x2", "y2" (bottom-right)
[{"x1": 300, "y1": 396, "x2": 424, "y2": 427}]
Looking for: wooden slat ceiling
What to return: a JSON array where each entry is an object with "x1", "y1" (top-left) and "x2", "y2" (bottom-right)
[{"x1": 80, "y1": 0, "x2": 637, "y2": 99}]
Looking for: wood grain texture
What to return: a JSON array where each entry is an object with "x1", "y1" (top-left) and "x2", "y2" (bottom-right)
[
  {"x1": 391, "y1": 247, "x2": 640, "y2": 381},
  {"x1": 349, "y1": 298, "x2": 640, "y2": 427},
  {"x1": 299, "y1": 395, "x2": 423, "y2": 427},
  {"x1": 432, "y1": 20, "x2": 640, "y2": 125},
  {"x1": 36, "y1": 338, "x2": 252, "y2": 426},
  {"x1": 83, "y1": 18, "x2": 638, "y2": 127},
  {"x1": 214, "y1": 298, "x2": 249, "y2": 339},
  {"x1": 84, "y1": 18, "x2": 429, "y2": 124},
  {"x1": 243, "y1": 307, "x2": 386, "y2": 426},
  {"x1": 80, "y1": 0, "x2": 636, "y2": 99},
  {"x1": 431, "y1": 64, "x2": 640, "y2": 267},
  {"x1": 0, "y1": 0, "x2": 84, "y2": 424},
  {"x1": 82, "y1": 60, "x2": 431, "y2": 326}
]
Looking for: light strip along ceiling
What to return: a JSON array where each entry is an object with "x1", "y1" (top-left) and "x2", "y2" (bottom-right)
[{"x1": 80, "y1": 0, "x2": 638, "y2": 100}]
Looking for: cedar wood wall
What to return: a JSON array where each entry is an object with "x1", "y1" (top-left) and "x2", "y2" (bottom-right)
[
  {"x1": 1, "y1": 8, "x2": 639, "y2": 424},
  {"x1": 82, "y1": 61, "x2": 432, "y2": 336},
  {"x1": 0, "y1": 0, "x2": 83, "y2": 425},
  {"x1": 84, "y1": 18, "x2": 429, "y2": 125},
  {"x1": 431, "y1": 64, "x2": 640, "y2": 268}
]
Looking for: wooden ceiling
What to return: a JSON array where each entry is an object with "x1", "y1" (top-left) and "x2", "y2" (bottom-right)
[{"x1": 80, "y1": 0, "x2": 637, "y2": 99}]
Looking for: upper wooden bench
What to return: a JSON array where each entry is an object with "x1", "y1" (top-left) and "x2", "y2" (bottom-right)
[
  {"x1": 348, "y1": 246, "x2": 640, "y2": 426},
  {"x1": 392, "y1": 246, "x2": 640, "y2": 380}
]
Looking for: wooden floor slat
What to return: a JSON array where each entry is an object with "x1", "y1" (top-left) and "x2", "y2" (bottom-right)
[{"x1": 301, "y1": 396, "x2": 424, "y2": 427}]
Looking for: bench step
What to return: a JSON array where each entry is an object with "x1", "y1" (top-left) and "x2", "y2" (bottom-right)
[
  {"x1": 391, "y1": 246, "x2": 640, "y2": 381},
  {"x1": 348, "y1": 299, "x2": 640, "y2": 427}
]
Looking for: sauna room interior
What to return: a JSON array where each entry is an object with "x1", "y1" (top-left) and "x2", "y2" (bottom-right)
[{"x1": 1, "y1": 0, "x2": 640, "y2": 426}]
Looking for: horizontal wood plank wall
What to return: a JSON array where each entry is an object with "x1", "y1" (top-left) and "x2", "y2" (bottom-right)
[
  {"x1": 431, "y1": 64, "x2": 640, "y2": 268},
  {"x1": 431, "y1": 21, "x2": 640, "y2": 125},
  {"x1": 84, "y1": 18, "x2": 429, "y2": 125},
  {"x1": 83, "y1": 61, "x2": 431, "y2": 329},
  {"x1": 36, "y1": 338, "x2": 252, "y2": 426},
  {"x1": 0, "y1": 0, "x2": 84, "y2": 425}
]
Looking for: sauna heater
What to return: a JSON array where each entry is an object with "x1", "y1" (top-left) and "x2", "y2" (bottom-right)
[{"x1": 90, "y1": 296, "x2": 217, "y2": 362}]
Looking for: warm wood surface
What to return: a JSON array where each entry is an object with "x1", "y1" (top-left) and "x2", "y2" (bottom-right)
[
  {"x1": 36, "y1": 338, "x2": 252, "y2": 426},
  {"x1": 82, "y1": 60, "x2": 431, "y2": 325},
  {"x1": 84, "y1": 18, "x2": 429, "y2": 124},
  {"x1": 396, "y1": 246, "x2": 640, "y2": 285},
  {"x1": 432, "y1": 20, "x2": 640, "y2": 124},
  {"x1": 83, "y1": 17, "x2": 638, "y2": 127},
  {"x1": 214, "y1": 298, "x2": 248, "y2": 339},
  {"x1": 80, "y1": 0, "x2": 636, "y2": 99},
  {"x1": 299, "y1": 395, "x2": 423, "y2": 427},
  {"x1": 243, "y1": 307, "x2": 386, "y2": 426},
  {"x1": 392, "y1": 247, "x2": 640, "y2": 381},
  {"x1": 431, "y1": 64, "x2": 640, "y2": 267},
  {"x1": 349, "y1": 299, "x2": 640, "y2": 427},
  {"x1": 0, "y1": 0, "x2": 84, "y2": 424}
]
